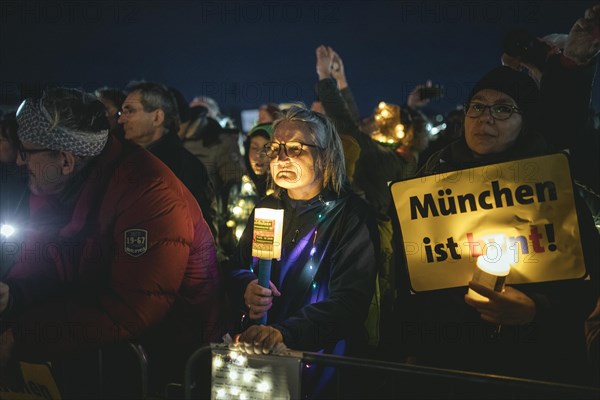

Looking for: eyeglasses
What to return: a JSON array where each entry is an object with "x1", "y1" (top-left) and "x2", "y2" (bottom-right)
[
  {"x1": 264, "y1": 141, "x2": 321, "y2": 159},
  {"x1": 464, "y1": 102, "x2": 521, "y2": 120},
  {"x1": 117, "y1": 108, "x2": 136, "y2": 118},
  {"x1": 18, "y1": 142, "x2": 54, "y2": 162}
]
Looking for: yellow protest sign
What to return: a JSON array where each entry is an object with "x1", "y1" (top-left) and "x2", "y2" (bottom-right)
[
  {"x1": 0, "y1": 362, "x2": 62, "y2": 400},
  {"x1": 391, "y1": 153, "x2": 586, "y2": 292}
]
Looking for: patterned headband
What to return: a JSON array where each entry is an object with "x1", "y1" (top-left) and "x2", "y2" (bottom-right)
[{"x1": 16, "y1": 98, "x2": 108, "y2": 156}]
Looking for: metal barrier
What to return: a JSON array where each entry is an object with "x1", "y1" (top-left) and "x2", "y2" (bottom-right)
[{"x1": 184, "y1": 345, "x2": 600, "y2": 399}]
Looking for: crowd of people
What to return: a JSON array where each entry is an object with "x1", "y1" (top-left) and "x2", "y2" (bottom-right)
[{"x1": 0, "y1": 3, "x2": 599, "y2": 398}]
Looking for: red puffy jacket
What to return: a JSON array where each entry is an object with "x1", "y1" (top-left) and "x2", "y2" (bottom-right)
[{"x1": 4, "y1": 136, "x2": 221, "y2": 361}]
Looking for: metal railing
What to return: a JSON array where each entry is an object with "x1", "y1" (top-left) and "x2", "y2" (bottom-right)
[{"x1": 184, "y1": 345, "x2": 600, "y2": 399}]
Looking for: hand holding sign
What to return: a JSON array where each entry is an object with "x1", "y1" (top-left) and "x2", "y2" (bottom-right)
[{"x1": 465, "y1": 281, "x2": 536, "y2": 325}]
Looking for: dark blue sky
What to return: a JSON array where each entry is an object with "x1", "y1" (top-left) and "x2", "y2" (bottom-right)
[{"x1": 1, "y1": 0, "x2": 598, "y2": 122}]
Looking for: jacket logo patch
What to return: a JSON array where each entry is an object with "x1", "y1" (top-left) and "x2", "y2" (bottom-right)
[{"x1": 124, "y1": 229, "x2": 148, "y2": 257}]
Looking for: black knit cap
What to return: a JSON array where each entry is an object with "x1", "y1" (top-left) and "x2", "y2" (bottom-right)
[{"x1": 468, "y1": 66, "x2": 540, "y2": 122}]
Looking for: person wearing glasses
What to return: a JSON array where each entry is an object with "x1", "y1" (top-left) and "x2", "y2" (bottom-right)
[
  {"x1": 396, "y1": 59, "x2": 599, "y2": 384},
  {"x1": 0, "y1": 88, "x2": 222, "y2": 395},
  {"x1": 226, "y1": 105, "x2": 378, "y2": 395},
  {"x1": 118, "y1": 81, "x2": 216, "y2": 238},
  {"x1": 219, "y1": 123, "x2": 275, "y2": 259}
]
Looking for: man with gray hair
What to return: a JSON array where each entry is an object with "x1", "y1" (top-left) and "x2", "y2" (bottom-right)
[
  {"x1": 0, "y1": 87, "x2": 222, "y2": 393},
  {"x1": 119, "y1": 81, "x2": 216, "y2": 236}
]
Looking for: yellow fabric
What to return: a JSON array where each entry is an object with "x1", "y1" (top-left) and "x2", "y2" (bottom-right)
[{"x1": 0, "y1": 362, "x2": 62, "y2": 399}]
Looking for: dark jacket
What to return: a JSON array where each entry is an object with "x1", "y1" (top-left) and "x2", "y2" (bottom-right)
[
  {"x1": 227, "y1": 188, "x2": 378, "y2": 354},
  {"x1": 148, "y1": 132, "x2": 217, "y2": 237},
  {"x1": 396, "y1": 56, "x2": 600, "y2": 385},
  {"x1": 2, "y1": 136, "x2": 222, "y2": 379},
  {"x1": 317, "y1": 78, "x2": 415, "y2": 220}
]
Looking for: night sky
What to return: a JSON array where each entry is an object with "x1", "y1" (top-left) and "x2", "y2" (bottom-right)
[{"x1": 1, "y1": 0, "x2": 598, "y2": 123}]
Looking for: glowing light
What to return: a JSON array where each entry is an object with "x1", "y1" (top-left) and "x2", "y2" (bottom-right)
[
  {"x1": 243, "y1": 183, "x2": 253, "y2": 192},
  {"x1": 0, "y1": 224, "x2": 15, "y2": 237},
  {"x1": 309, "y1": 265, "x2": 313, "y2": 270},
  {"x1": 467, "y1": 235, "x2": 512, "y2": 302},
  {"x1": 394, "y1": 124, "x2": 405, "y2": 139},
  {"x1": 312, "y1": 282, "x2": 317, "y2": 289},
  {"x1": 476, "y1": 254, "x2": 510, "y2": 276},
  {"x1": 230, "y1": 387, "x2": 241, "y2": 396},
  {"x1": 235, "y1": 226, "x2": 244, "y2": 240},
  {"x1": 310, "y1": 247, "x2": 316, "y2": 256},
  {"x1": 242, "y1": 371, "x2": 253, "y2": 383},
  {"x1": 229, "y1": 370, "x2": 239, "y2": 381},
  {"x1": 240, "y1": 393, "x2": 248, "y2": 400},
  {"x1": 252, "y1": 208, "x2": 284, "y2": 260},
  {"x1": 229, "y1": 351, "x2": 239, "y2": 360},
  {"x1": 371, "y1": 101, "x2": 404, "y2": 147},
  {"x1": 235, "y1": 354, "x2": 247, "y2": 366},
  {"x1": 257, "y1": 380, "x2": 271, "y2": 392},
  {"x1": 232, "y1": 206, "x2": 243, "y2": 216},
  {"x1": 226, "y1": 220, "x2": 236, "y2": 228},
  {"x1": 213, "y1": 355, "x2": 224, "y2": 368},
  {"x1": 216, "y1": 388, "x2": 226, "y2": 398}
]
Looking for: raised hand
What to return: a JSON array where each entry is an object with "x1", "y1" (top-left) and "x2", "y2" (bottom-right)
[
  {"x1": 407, "y1": 80, "x2": 432, "y2": 110},
  {"x1": 564, "y1": 4, "x2": 600, "y2": 65},
  {"x1": 330, "y1": 49, "x2": 348, "y2": 89},
  {"x1": 316, "y1": 45, "x2": 334, "y2": 80}
]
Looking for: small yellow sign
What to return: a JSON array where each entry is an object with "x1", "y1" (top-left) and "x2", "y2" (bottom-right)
[
  {"x1": 0, "y1": 362, "x2": 62, "y2": 400},
  {"x1": 252, "y1": 208, "x2": 284, "y2": 260},
  {"x1": 391, "y1": 153, "x2": 586, "y2": 292}
]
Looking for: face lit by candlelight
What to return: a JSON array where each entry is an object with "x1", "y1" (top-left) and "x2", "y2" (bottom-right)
[{"x1": 270, "y1": 121, "x2": 323, "y2": 200}]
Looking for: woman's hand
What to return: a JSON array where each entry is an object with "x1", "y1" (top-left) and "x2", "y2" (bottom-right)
[
  {"x1": 564, "y1": 4, "x2": 600, "y2": 65},
  {"x1": 235, "y1": 325, "x2": 284, "y2": 355},
  {"x1": 330, "y1": 49, "x2": 348, "y2": 89},
  {"x1": 316, "y1": 45, "x2": 334, "y2": 80},
  {"x1": 464, "y1": 281, "x2": 536, "y2": 325},
  {"x1": 244, "y1": 279, "x2": 281, "y2": 320}
]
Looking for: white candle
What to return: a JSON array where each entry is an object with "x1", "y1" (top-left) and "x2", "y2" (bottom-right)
[{"x1": 467, "y1": 255, "x2": 511, "y2": 302}]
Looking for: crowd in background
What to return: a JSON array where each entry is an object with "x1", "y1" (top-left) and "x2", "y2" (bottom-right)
[{"x1": 0, "y1": 4, "x2": 599, "y2": 399}]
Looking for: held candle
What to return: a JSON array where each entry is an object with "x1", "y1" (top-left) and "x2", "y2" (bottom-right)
[
  {"x1": 251, "y1": 208, "x2": 284, "y2": 325},
  {"x1": 467, "y1": 255, "x2": 511, "y2": 302}
]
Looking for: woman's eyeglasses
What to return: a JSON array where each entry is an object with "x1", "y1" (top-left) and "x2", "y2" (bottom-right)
[
  {"x1": 264, "y1": 141, "x2": 321, "y2": 159},
  {"x1": 464, "y1": 102, "x2": 521, "y2": 120}
]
